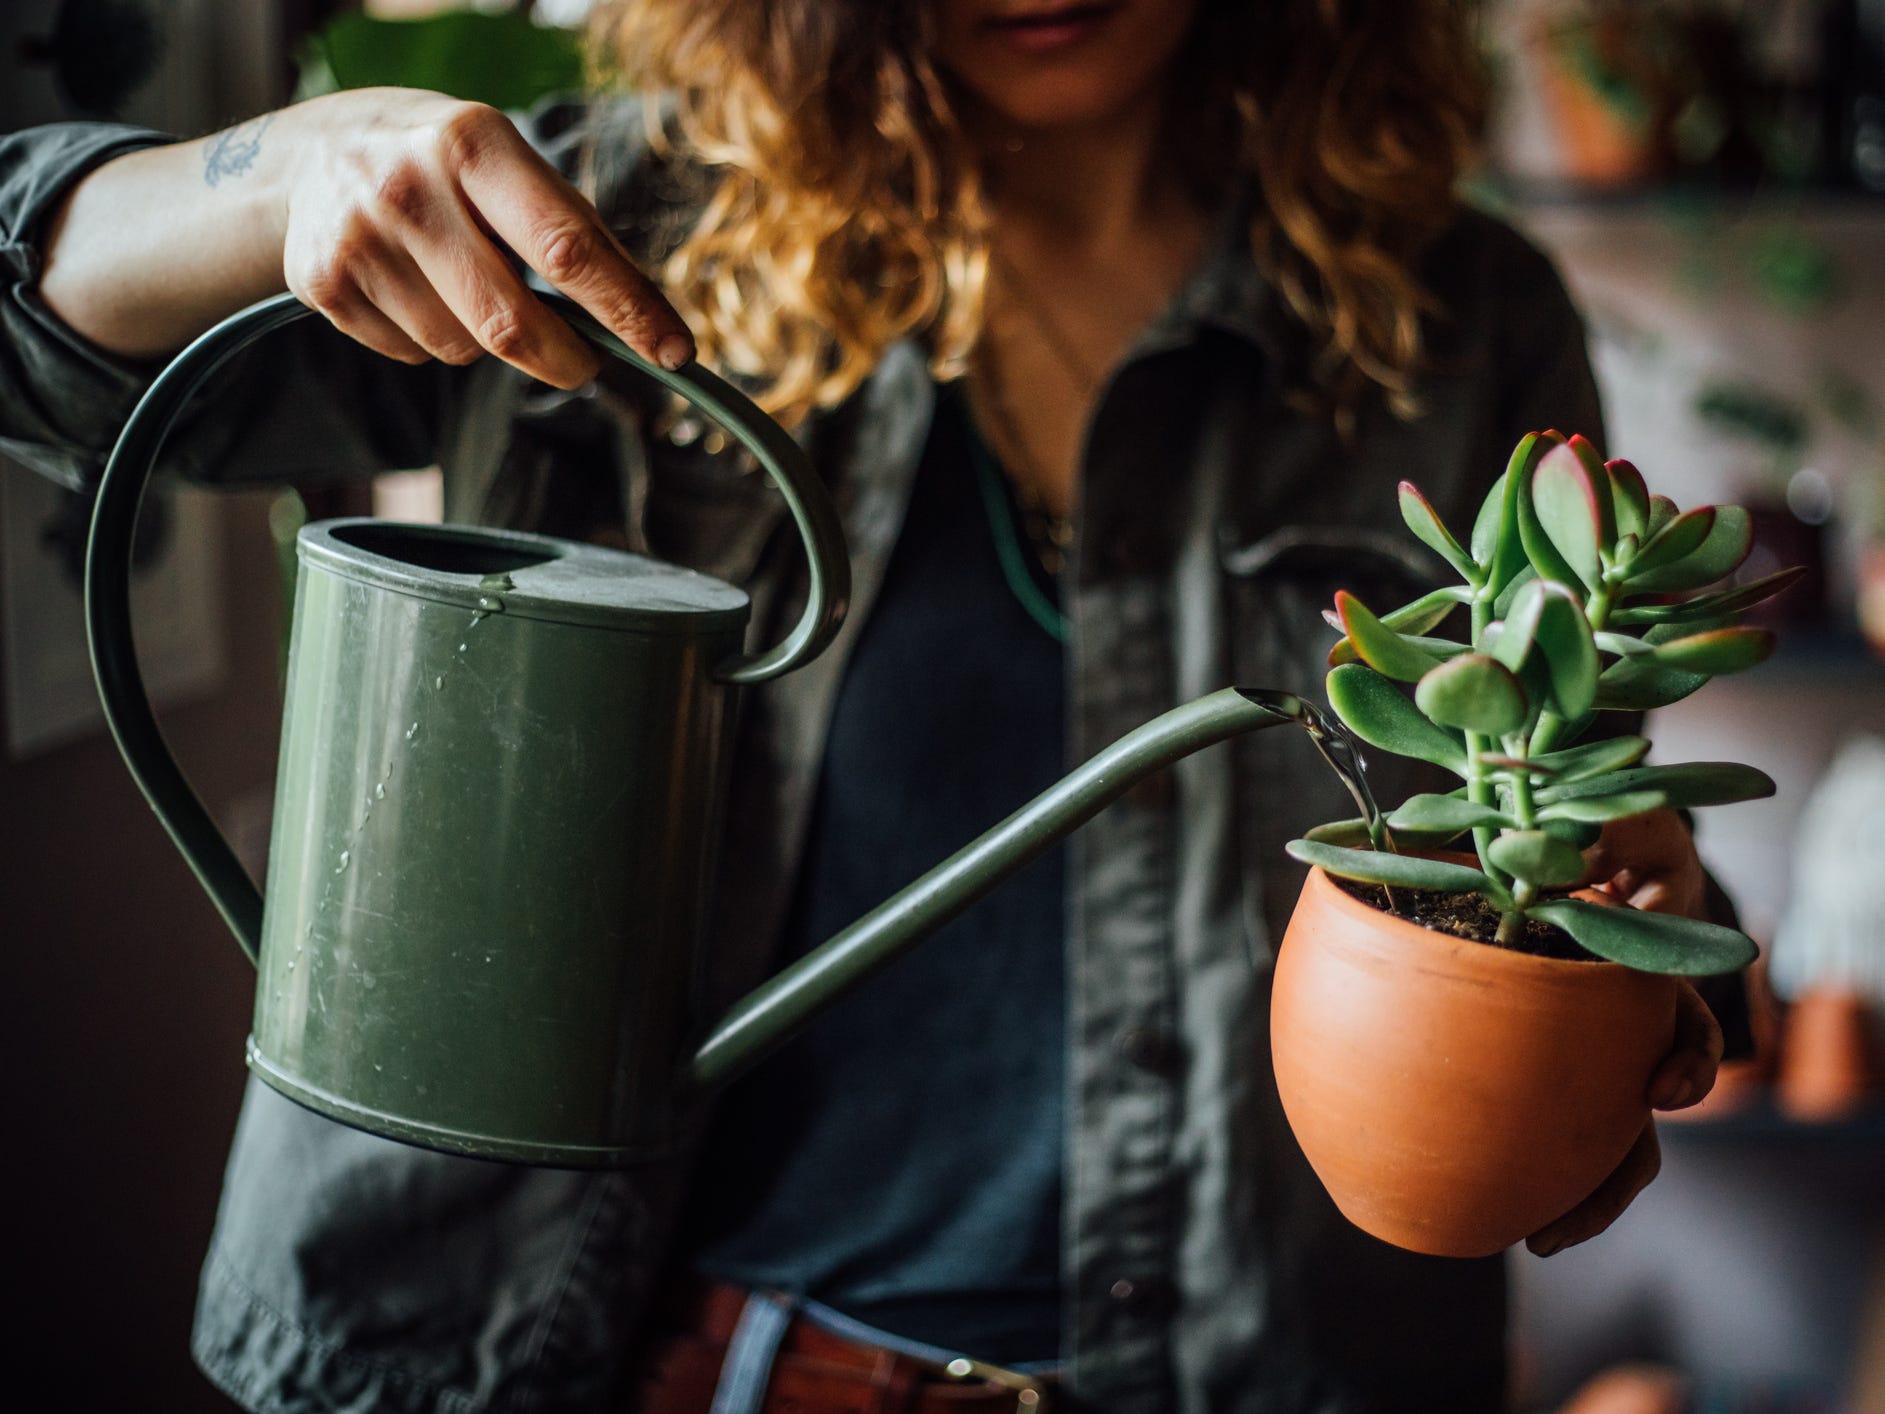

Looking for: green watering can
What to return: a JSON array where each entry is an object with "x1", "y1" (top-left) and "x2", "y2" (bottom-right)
[{"x1": 86, "y1": 293, "x2": 1355, "y2": 1167}]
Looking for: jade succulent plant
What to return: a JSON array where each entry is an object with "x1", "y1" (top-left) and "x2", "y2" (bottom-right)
[{"x1": 1287, "y1": 431, "x2": 1801, "y2": 976}]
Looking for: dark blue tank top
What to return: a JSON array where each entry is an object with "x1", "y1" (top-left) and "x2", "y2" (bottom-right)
[{"x1": 683, "y1": 381, "x2": 1066, "y2": 1364}]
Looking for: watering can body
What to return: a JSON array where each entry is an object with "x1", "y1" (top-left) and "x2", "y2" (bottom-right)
[
  {"x1": 252, "y1": 520, "x2": 749, "y2": 1161},
  {"x1": 87, "y1": 294, "x2": 1357, "y2": 1167}
]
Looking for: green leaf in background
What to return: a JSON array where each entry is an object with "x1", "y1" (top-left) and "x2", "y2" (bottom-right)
[
  {"x1": 1386, "y1": 793, "x2": 1516, "y2": 833},
  {"x1": 1487, "y1": 829, "x2": 1588, "y2": 887},
  {"x1": 1528, "y1": 900, "x2": 1758, "y2": 976},
  {"x1": 1287, "y1": 839, "x2": 1496, "y2": 893},
  {"x1": 1536, "y1": 788, "x2": 1669, "y2": 823},
  {"x1": 300, "y1": 10, "x2": 585, "y2": 110},
  {"x1": 1623, "y1": 506, "x2": 1716, "y2": 583},
  {"x1": 1646, "y1": 626, "x2": 1774, "y2": 675},
  {"x1": 1539, "y1": 761, "x2": 1776, "y2": 809},
  {"x1": 1624, "y1": 505, "x2": 1754, "y2": 593},
  {"x1": 1605, "y1": 459, "x2": 1650, "y2": 541},
  {"x1": 1531, "y1": 734, "x2": 1650, "y2": 781},
  {"x1": 1414, "y1": 653, "x2": 1529, "y2": 735},
  {"x1": 1335, "y1": 591, "x2": 1449, "y2": 682},
  {"x1": 1533, "y1": 436, "x2": 1616, "y2": 588},
  {"x1": 1399, "y1": 482, "x2": 1479, "y2": 582},
  {"x1": 1326, "y1": 663, "x2": 1468, "y2": 774}
]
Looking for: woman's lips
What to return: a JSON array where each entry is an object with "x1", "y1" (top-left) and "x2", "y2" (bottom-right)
[{"x1": 983, "y1": 2, "x2": 1123, "y2": 53}]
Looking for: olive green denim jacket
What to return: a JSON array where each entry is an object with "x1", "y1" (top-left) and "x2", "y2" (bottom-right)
[{"x1": 2, "y1": 103, "x2": 1619, "y2": 1414}]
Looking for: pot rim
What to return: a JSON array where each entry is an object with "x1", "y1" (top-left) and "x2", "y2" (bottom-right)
[{"x1": 1303, "y1": 863, "x2": 1632, "y2": 979}]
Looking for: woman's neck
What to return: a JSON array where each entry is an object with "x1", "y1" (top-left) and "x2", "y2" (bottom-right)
[{"x1": 964, "y1": 84, "x2": 1188, "y2": 259}]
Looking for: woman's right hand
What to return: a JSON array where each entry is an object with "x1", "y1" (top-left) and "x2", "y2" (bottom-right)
[
  {"x1": 281, "y1": 88, "x2": 692, "y2": 387},
  {"x1": 40, "y1": 88, "x2": 694, "y2": 383}
]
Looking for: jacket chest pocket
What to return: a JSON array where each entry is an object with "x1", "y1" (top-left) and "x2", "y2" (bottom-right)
[{"x1": 1221, "y1": 527, "x2": 1460, "y2": 948}]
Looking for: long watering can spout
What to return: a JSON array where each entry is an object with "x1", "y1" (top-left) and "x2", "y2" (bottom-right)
[{"x1": 690, "y1": 686, "x2": 1380, "y2": 1091}]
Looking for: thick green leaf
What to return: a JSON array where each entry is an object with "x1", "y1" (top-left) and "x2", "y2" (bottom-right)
[
  {"x1": 1325, "y1": 586, "x2": 1469, "y2": 660},
  {"x1": 1645, "y1": 494, "x2": 1678, "y2": 536},
  {"x1": 1304, "y1": 818, "x2": 1465, "y2": 852},
  {"x1": 1610, "y1": 566, "x2": 1806, "y2": 625},
  {"x1": 1414, "y1": 653, "x2": 1529, "y2": 734},
  {"x1": 1518, "y1": 454, "x2": 1587, "y2": 591},
  {"x1": 1286, "y1": 839, "x2": 1495, "y2": 892},
  {"x1": 1542, "y1": 817, "x2": 1603, "y2": 849},
  {"x1": 1537, "y1": 789, "x2": 1669, "y2": 823},
  {"x1": 1493, "y1": 565, "x2": 1538, "y2": 618},
  {"x1": 1594, "y1": 631, "x2": 1650, "y2": 657},
  {"x1": 1487, "y1": 829, "x2": 1588, "y2": 886},
  {"x1": 1386, "y1": 794, "x2": 1515, "y2": 833},
  {"x1": 1328, "y1": 634, "x2": 1468, "y2": 668},
  {"x1": 1335, "y1": 591, "x2": 1449, "y2": 682},
  {"x1": 1326, "y1": 663, "x2": 1468, "y2": 774},
  {"x1": 1539, "y1": 762, "x2": 1776, "y2": 808},
  {"x1": 1532, "y1": 735, "x2": 1650, "y2": 781},
  {"x1": 1623, "y1": 506, "x2": 1715, "y2": 583},
  {"x1": 1528, "y1": 900, "x2": 1758, "y2": 976},
  {"x1": 1647, "y1": 626, "x2": 1774, "y2": 675},
  {"x1": 1481, "y1": 752, "x2": 1557, "y2": 775},
  {"x1": 1592, "y1": 655, "x2": 1711, "y2": 710},
  {"x1": 1475, "y1": 433, "x2": 1557, "y2": 594},
  {"x1": 1530, "y1": 438, "x2": 1614, "y2": 588},
  {"x1": 1625, "y1": 505, "x2": 1753, "y2": 592},
  {"x1": 1399, "y1": 482, "x2": 1479, "y2": 583},
  {"x1": 1606, "y1": 459, "x2": 1650, "y2": 540},
  {"x1": 1499, "y1": 578, "x2": 1599, "y2": 719}
]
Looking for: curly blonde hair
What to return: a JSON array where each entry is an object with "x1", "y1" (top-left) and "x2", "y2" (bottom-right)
[{"x1": 588, "y1": 0, "x2": 1488, "y2": 427}]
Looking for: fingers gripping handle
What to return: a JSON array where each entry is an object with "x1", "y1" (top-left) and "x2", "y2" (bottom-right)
[{"x1": 85, "y1": 292, "x2": 851, "y2": 961}]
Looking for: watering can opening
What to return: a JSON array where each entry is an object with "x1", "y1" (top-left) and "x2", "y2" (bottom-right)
[{"x1": 327, "y1": 521, "x2": 562, "y2": 577}]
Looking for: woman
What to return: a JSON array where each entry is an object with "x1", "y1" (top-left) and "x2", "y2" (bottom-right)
[{"x1": 0, "y1": 2, "x2": 1730, "y2": 1410}]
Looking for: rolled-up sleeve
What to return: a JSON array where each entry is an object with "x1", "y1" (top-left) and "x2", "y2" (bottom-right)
[
  {"x1": 0, "y1": 122, "x2": 448, "y2": 495},
  {"x1": 0, "y1": 123, "x2": 177, "y2": 490}
]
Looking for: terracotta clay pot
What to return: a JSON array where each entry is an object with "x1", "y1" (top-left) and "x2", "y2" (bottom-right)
[{"x1": 1270, "y1": 867, "x2": 1678, "y2": 1258}]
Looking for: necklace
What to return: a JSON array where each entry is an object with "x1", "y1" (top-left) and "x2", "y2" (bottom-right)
[
  {"x1": 970, "y1": 249, "x2": 1100, "y2": 576},
  {"x1": 968, "y1": 347, "x2": 1077, "y2": 577}
]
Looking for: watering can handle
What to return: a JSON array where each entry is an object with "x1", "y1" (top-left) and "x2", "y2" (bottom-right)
[{"x1": 85, "y1": 291, "x2": 852, "y2": 962}]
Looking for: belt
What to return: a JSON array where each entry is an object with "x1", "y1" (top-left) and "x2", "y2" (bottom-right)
[{"x1": 633, "y1": 1281, "x2": 1059, "y2": 1414}]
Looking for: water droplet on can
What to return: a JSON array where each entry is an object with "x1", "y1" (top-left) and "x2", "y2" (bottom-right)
[
  {"x1": 375, "y1": 783, "x2": 386, "y2": 800},
  {"x1": 406, "y1": 722, "x2": 421, "y2": 740},
  {"x1": 335, "y1": 850, "x2": 350, "y2": 872},
  {"x1": 434, "y1": 675, "x2": 443, "y2": 690}
]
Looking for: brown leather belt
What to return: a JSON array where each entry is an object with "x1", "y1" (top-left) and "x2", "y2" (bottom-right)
[{"x1": 632, "y1": 1281, "x2": 1058, "y2": 1413}]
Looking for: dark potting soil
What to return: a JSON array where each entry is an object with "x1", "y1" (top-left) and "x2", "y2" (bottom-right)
[{"x1": 1330, "y1": 876, "x2": 1602, "y2": 963}]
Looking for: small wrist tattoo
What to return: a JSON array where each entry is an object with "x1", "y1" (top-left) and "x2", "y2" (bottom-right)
[{"x1": 203, "y1": 114, "x2": 276, "y2": 188}]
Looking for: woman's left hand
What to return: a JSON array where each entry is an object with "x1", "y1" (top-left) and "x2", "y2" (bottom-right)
[{"x1": 1523, "y1": 810, "x2": 1726, "y2": 1257}]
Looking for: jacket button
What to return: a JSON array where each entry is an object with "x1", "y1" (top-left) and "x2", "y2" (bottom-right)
[
  {"x1": 1109, "y1": 1278, "x2": 1136, "y2": 1302},
  {"x1": 1117, "y1": 1026, "x2": 1180, "y2": 1075}
]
